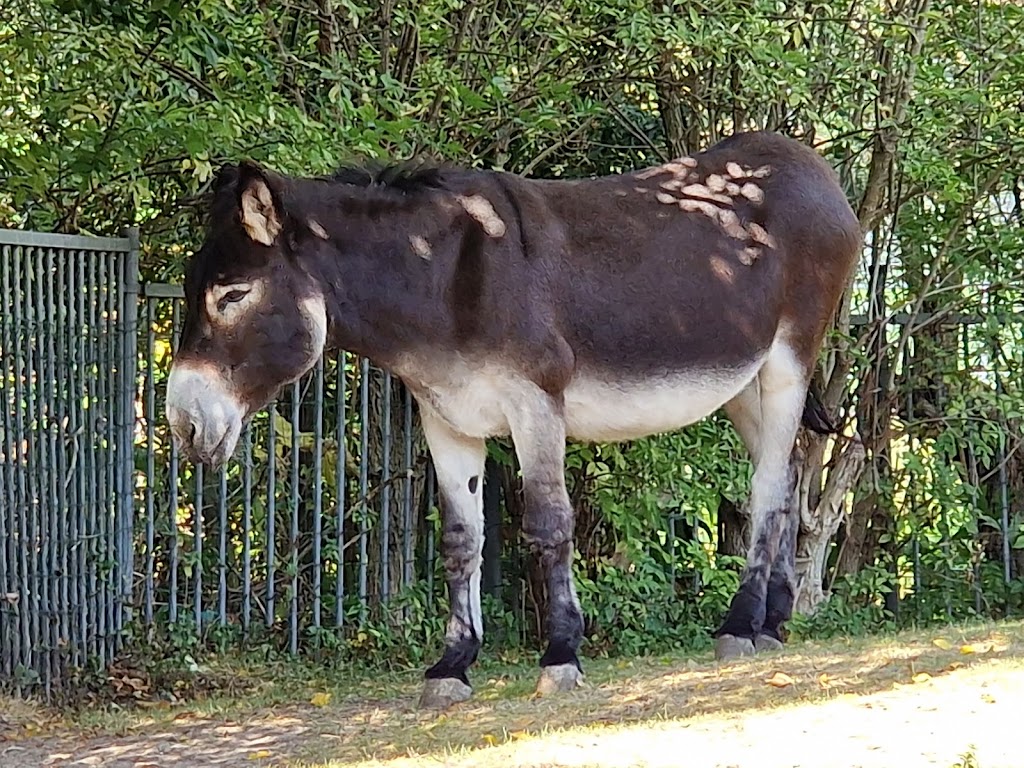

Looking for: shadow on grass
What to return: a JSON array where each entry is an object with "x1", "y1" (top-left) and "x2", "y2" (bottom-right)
[{"x1": 1, "y1": 621, "x2": 1021, "y2": 768}]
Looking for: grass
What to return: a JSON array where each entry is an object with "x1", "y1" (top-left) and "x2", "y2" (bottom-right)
[{"x1": 1, "y1": 619, "x2": 1022, "y2": 767}]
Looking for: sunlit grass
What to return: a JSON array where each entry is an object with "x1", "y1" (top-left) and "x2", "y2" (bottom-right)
[{"x1": 2, "y1": 619, "x2": 1021, "y2": 768}]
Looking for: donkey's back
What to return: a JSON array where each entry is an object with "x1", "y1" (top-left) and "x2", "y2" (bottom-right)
[{"x1": 438, "y1": 131, "x2": 860, "y2": 443}]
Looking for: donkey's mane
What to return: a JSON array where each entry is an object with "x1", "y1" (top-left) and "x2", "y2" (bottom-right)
[
  {"x1": 202, "y1": 158, "x2": 452, "y2": 234},
  {"x1": 327, "y1": 160, "x2": 449, "y2": 196}
]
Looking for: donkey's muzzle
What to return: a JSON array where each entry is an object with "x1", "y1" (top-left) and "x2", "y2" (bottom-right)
[{"x1": 165, "y1": 362, "x2": 245, "y2": 468}]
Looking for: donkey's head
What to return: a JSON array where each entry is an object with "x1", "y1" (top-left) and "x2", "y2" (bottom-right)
[{"x1": 166, "y1": 161, "x2": 328, "y2": 467}]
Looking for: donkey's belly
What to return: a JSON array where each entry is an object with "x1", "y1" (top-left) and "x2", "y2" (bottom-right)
[{"x1": 563, "y1": 359, "x2": 763, "y2": 443}]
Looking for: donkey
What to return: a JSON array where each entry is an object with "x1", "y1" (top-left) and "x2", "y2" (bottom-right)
[{"x1": 165, "y1": 131, "x2": 861, "y2": 709}]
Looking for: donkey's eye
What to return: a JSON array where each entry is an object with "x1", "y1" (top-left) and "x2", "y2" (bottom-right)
[{"x1": 217, "y1": 289, "x2": 249, "y2": 312}]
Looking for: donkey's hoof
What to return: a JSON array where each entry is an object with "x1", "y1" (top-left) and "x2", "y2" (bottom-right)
[
  {"x1": 536, "y1": 664, "x2": 583, "y2": 696},
  {"x1": 754, "y1": 634, "x2": 785, "y2": 653},
  {"x1": 418, "y1": 677, "x2": 472, "y2": 709},
  {"x1": 715, "y1": 634, "x2": 756, "y2": 661}
]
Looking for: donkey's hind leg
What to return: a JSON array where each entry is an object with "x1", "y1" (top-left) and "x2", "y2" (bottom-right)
[
  {"x1": 417, "y1": 408, "x2": 487, "y2": 709},
  {"x1": 506, "y1": 387, "x2": 585, "y2": 696},
  {"x1": 756, "y1": 493, "x2": 799, "y2": 653},
  {"x1": 715, "y1": 341, "x2": 807, "y2": 661}
]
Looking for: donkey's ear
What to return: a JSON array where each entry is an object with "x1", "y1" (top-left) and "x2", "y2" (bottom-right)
[{"x1": 237, "y1": 160, "x2": 283, "y2": 246}]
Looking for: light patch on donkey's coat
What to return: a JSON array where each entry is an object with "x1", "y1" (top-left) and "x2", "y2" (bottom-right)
[
  {"x1": 205, "y1": 279, "x2": 266, "y2": 328},
  {"x1": 455, "y1": 194, "x2": 507, "y2": 237},
  {"x1": 309, "y1": 219, "x2": 329, "y2": 240}
]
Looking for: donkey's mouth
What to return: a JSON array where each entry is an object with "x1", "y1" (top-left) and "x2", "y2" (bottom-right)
[
  {"x1": 177, "y1": 419, "x2": 242, "y2": 469},
  {"x1": 165, "y1": 361, "x2": 246, "y2": 468}
]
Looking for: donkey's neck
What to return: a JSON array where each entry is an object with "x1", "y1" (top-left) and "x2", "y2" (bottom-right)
[{"x1": 303, "y1": 187, "x2": 475, "y2": 369}]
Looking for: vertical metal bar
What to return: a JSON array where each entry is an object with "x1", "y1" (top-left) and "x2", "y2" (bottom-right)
[
  {"x1": 242, "y1": 427, "x2": 252, "y2": 635},
  {"x1": 289, "y1": 381, "x2": 300, "y2": 654},
  {"x1": 76, "y1": 251, "x2": 90, "y2": 662},
  {"x1": 112, "y1": 245, "x2": 128, "y2": 647},
  {"x1": 113, "y1": 248, "x2": 126, "y2": 644},
  {"x1": 54, "y1": 247, "x2": 70, "y2": 680},
  {"x1": 266, "y1": 406, "x2": 276, "y2": 628},
  {"x1": 692, "y1": 514, "x2": 701, "y2": 594},
  {"x1": 994, "y1": 364, "x2": 1012, "y2": 584},
  {"x1": 111, "y1": 249, "x2": 122, "y2": 647},
  {"x1": 169, "y1": 300, "x2": 181, "y2": 624},
  {"x1": 358, "y1": 359, "x2": 369, "y2": 624},
  {"x1": 962, "y1": 323, "x2": 982, "y2": 615},
  {"x1": 905, "y1": 348, "x2": 921, "y2": 614},
  {"x1": 107, "y1": 247, "x2": 119, "y2": 655},
  {"x1": 43, "y1": 246, "x2": 61, "y2": 690},
  {"x1": 107, "y1": 250, "x2": 120, "y2": 655},
  {"x1": 194, "y1": 463, "x2": 204, "y2": 632},
  {"x1": 380, "y1": 372, "x2": 392, "y2": 603},
  {"x1": 312, "y1": 358, "x2": 324, "y2": 630},
  {"x1": 23, "y1": 246, "x2": 41, "y2": 686},
  {"x1": 85, "y1": 250, "x2": 99, "y2": 665},
  {"x1": 31, "y1": 244, "x2": 50, "y2": 694},
  {"x1": 67, "y1": 250, "x2": 82, "y2": 669},
  {"x1": 402, "y1": 385, "x2": 413, "y2": 593},
  {"x1": 120, "y1": 229, "x2": 139, "y2": 640},
  {"x1": 218, "y1": 466, "x2": 228, "y2": 627},
  {"x1": 934, "y1": 358, "x2": 952, "y2": 621},
  {"x1": 426, "y1": 461, "x2": 435, "y2": 595},
  {"x1": 0, "y1": 245, "x2": 15, "y2": 681},
  {"x1": 334, "y1": 352, "x2": 347, "y2": 628},
  {"x1": 97, "y1": 251, "x2": 111, "y2": 663},
  {"x1": 145, "y1": 298, "x2": 156, "y2": 626},
  {"x1": 94, "y1": 251, "x2": 108, "y2": 662},
  {"x1": 668, "y1": 515, "x2": 677, "y2": 589},
  {"x1": 12, "y1": 245, "x2": 30, "y2": 686}
]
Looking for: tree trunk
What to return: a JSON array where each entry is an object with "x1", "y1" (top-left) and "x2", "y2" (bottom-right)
[
  {"x1": 717, "y1": 494, "x2": 749, "y2": 558},
  {"x1": 794, "y1": 435, "x2": 867, "y2": 614}
]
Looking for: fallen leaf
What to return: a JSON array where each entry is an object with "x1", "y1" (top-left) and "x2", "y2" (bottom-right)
[
  {"x1": 818, "y1": 673, "x2": 831, "y2": 688},
  {"x1": 912, "y1": 672, "x2": 932, "y2": 684},
  {"x1": 309, "y1": 692, "x2": 331, "y2": 708},
  {"x1": 932, "y1": 638, "x2": 952, "y2": 650},
  {"x1": 248, "y1": 750, "x2": 272, "y2": 760},
  {"x1": 982, "y1": 694, "x2": 996, "y2": 704},
  {"x1": 945, "y1": 661, "x2": 965, "y2": 672},
  {"x1": 765, "y1": 672, "x2": 795, "y2": 688},
  {"x1": 510, "y1": 730, "x2": 530, "y2": 740},
  {"x1": 481, "y1": 734, "x2": 498, "y2": 746},
  {"x1": 960, "y1": 644, "x2": 980, "y2": 655}
]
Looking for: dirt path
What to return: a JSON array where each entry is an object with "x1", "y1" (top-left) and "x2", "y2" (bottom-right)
[
  {"x1": 2, "y1": 626, "x2": 1021, "y2": 767},
  {"x1": 424, "y1": 663, "x2": 1020, "y2": 768}
]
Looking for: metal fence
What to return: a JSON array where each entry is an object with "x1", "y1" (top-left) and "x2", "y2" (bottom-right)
[
  {"x1": 0, "y1": 228, "x2": 139, "y2": 696},
  {"x1": 136, "y1": 283, "x2": 443, "y2": 654},
  {"x1": 2, "y1": 226, "x2": 1021, "y2": 698}
]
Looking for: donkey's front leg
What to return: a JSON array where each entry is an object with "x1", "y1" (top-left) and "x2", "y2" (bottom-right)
[
  {"x1": 508, "y1": 392, "x2": 585, "y2": 696},
  {"x1": 418, "y1": 409, "x2": 487, "y2": 709}
]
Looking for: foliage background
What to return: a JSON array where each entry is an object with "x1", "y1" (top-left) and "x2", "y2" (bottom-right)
[{"x1": 2, "y1": 0, "x2": 1023, "y2": 665}]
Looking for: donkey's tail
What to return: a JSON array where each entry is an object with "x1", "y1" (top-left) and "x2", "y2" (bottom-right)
[{"x1": 801, "y1": 383, "x2": 838, "y2": 435}]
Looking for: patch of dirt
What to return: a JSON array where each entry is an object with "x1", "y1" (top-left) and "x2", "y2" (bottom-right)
[{"x1": 2, "y1": 626, "x2": 1021, "y2": 768}]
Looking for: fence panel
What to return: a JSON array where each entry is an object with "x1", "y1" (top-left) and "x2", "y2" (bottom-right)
[
  {"x1": 0, "y1": 228, "x2": 138, "y2": 697},
  {"x1": 2, "y1": 231, "x2": 1020, "y2": 696},
  {"x1": 135, "y1": 284, "x2": 441, "y2": 652}
]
